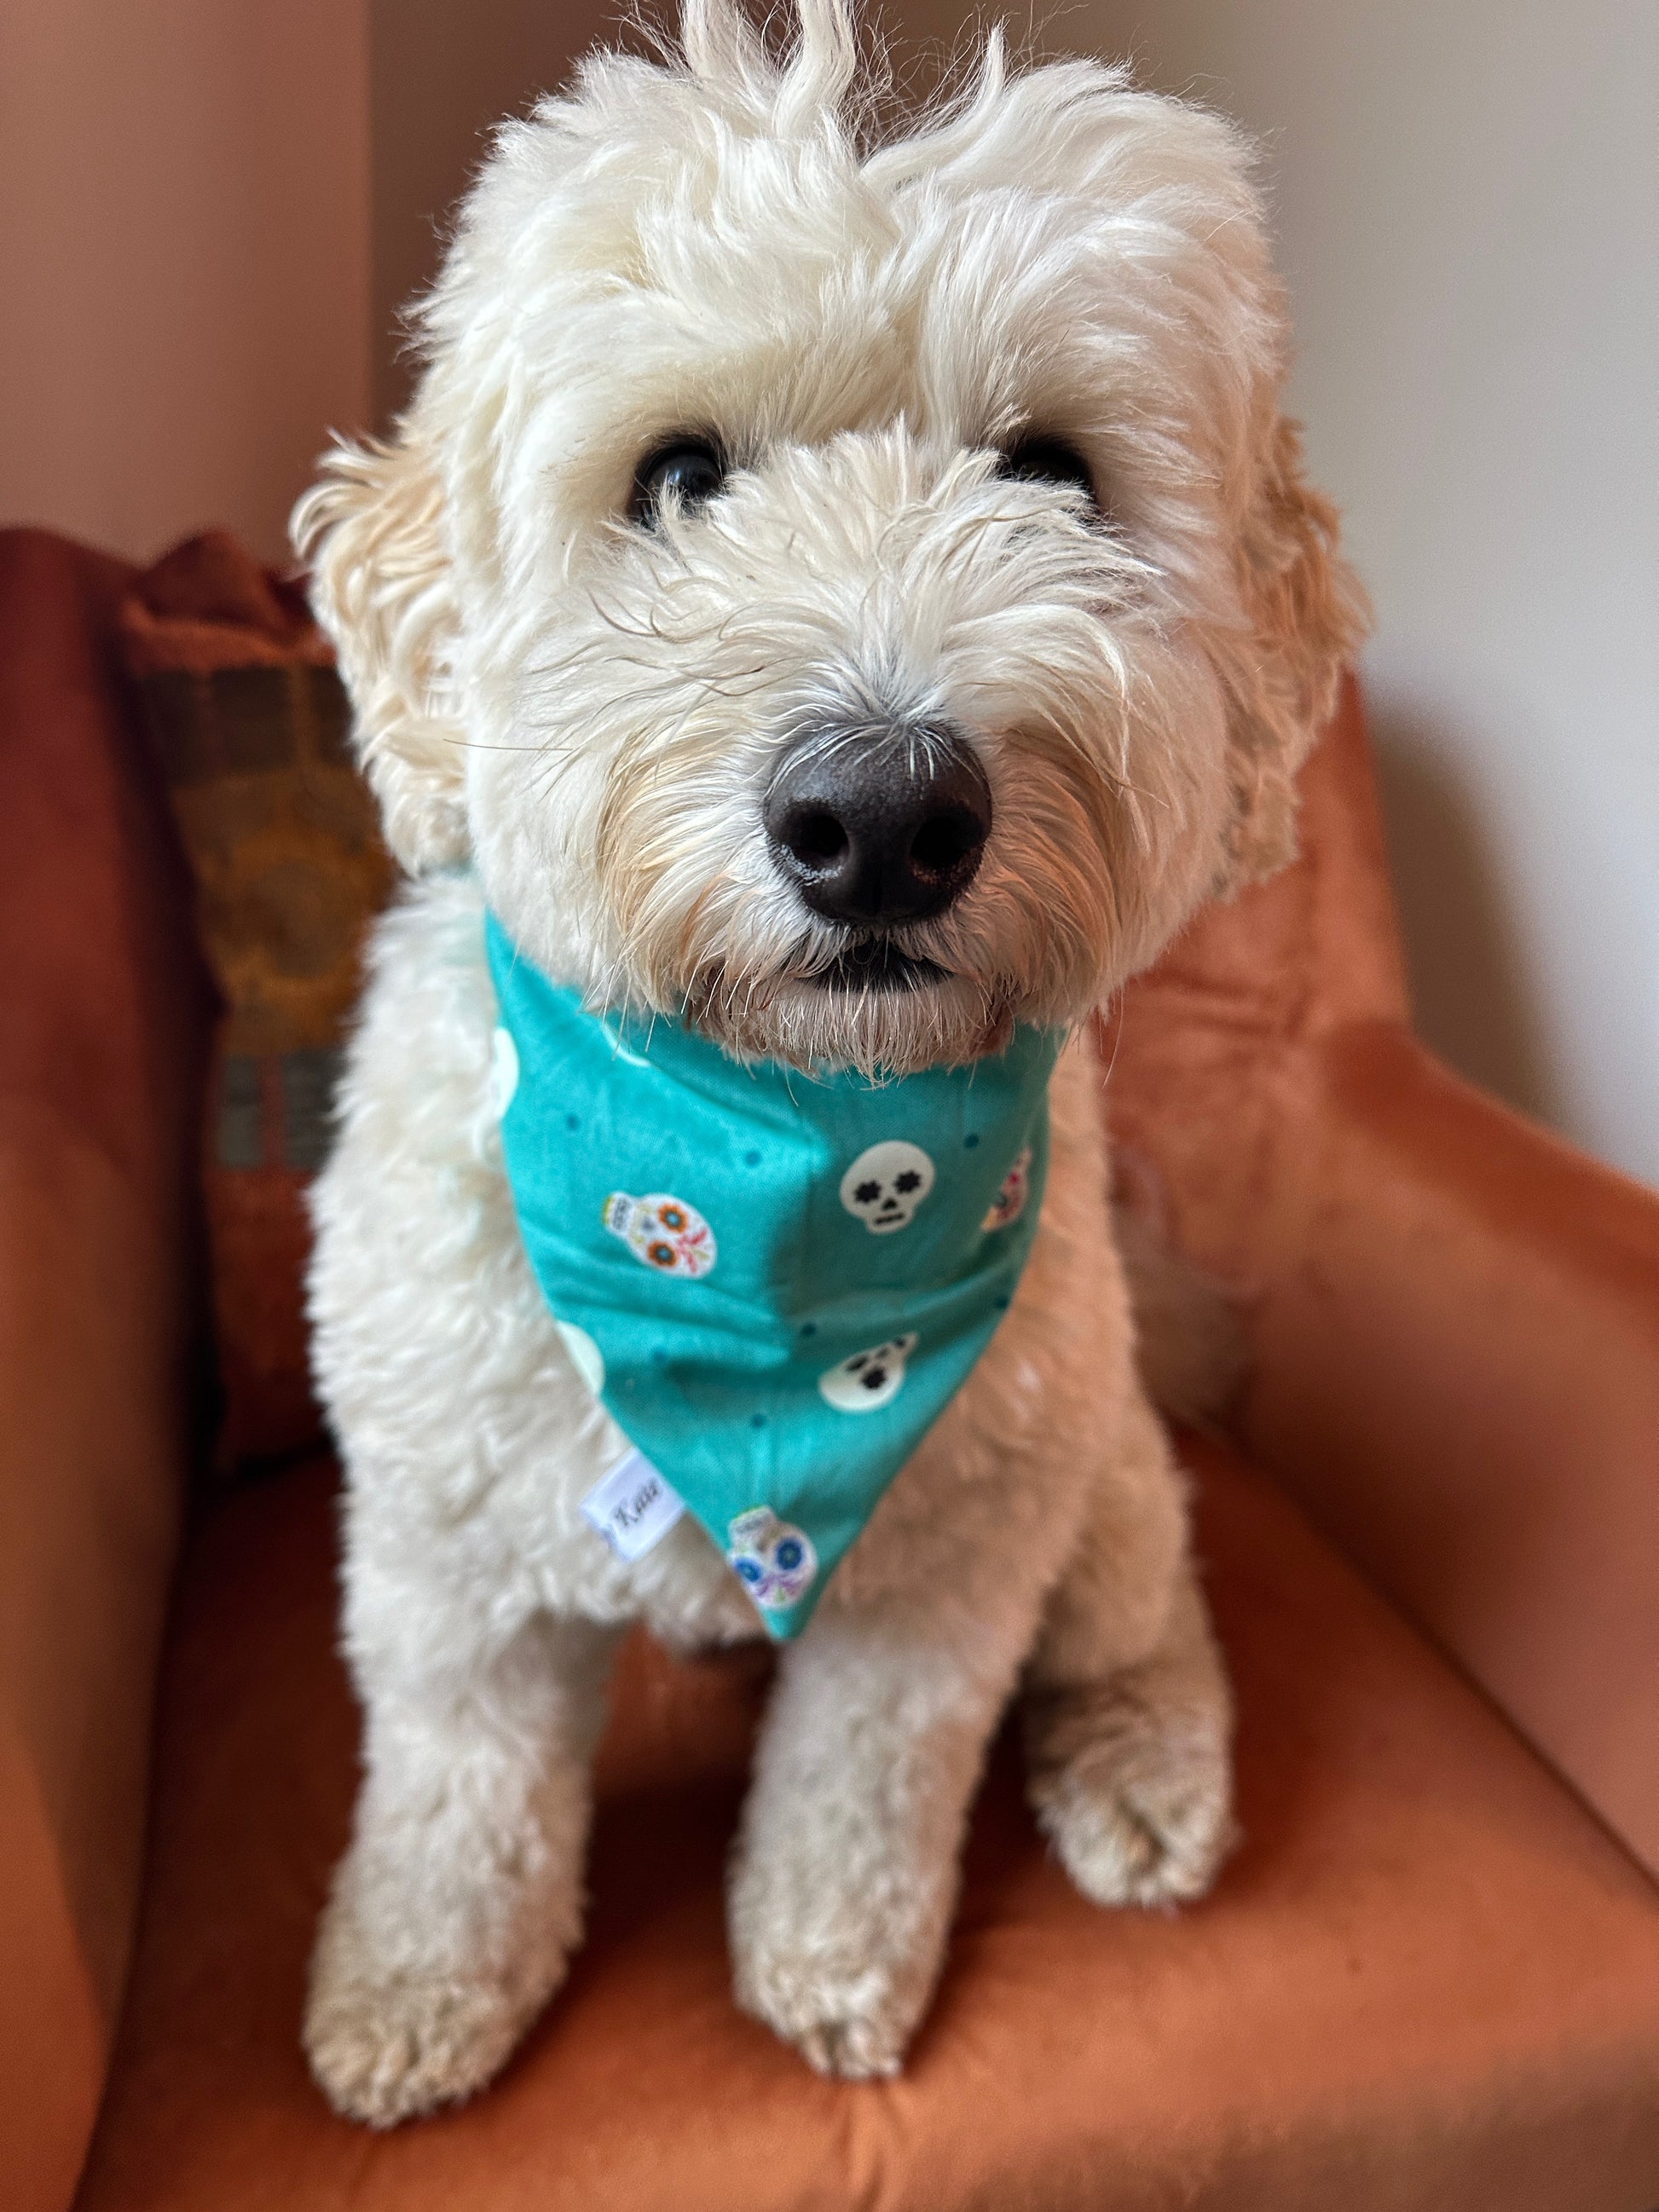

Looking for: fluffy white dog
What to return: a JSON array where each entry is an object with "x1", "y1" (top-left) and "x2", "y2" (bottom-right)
[{"x1": 295, "y1": 0, "x2": 1362, "y2": 2123}]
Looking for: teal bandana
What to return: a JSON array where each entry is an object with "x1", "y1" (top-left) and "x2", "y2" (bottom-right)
[{"x1": 485, "y1": 914, "x2": 1061, "y2": 1638}]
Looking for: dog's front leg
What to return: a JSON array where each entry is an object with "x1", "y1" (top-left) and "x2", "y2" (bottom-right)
[
  {"x1": 305, "y1": 1581, "x2": 618, "y2": 2127},
  {"x1": 728, "y1": 1603, "x2": 1026, "y2": 2079},
  {"x1": 1022, "y1": 1385, "x2": 1235, "y2": 1911}
]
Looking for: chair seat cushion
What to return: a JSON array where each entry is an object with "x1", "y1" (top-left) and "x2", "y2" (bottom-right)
[{"x1": 76, "y1": 1441, "x2": 1659, "y2": 2212}]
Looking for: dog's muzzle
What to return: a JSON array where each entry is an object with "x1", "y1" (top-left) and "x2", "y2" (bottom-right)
[{"x1": 764, "y1": 721, "x2": 991, "y2": 929}]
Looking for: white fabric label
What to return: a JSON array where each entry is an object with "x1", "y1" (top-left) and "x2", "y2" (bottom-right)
[{"x1": 580, "y1": 1447, "x2": 685, "y2": 1562}]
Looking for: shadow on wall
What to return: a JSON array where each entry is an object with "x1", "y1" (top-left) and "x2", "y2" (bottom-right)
[
  {"x1": 372, "y1": 0, "x2": 628, "y2": 424},
  {"x1": 1368, "y1": 703, "x2": 1558, "y2": 1128}
]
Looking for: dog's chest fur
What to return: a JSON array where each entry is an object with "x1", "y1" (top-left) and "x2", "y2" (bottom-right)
[{"x1": 310, "y1": 869, "x2": 1131, "y2": 1653}]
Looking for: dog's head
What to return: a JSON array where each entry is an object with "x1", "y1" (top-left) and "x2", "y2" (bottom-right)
[{"x1": 297, "y1": 0, "x2": 1365, "y2": 1075}]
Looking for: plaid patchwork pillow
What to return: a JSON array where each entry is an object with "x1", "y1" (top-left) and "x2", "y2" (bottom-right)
[{"x1": 119, "y1": 533, "x2": 392, "y2": 1470}]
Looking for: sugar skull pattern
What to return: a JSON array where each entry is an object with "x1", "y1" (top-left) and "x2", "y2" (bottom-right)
[
  {"x1": 839, "y1": 1140, "x2": 936, "y2": 1234},
  {"x1": 603, "y1": 1191, "x2": 717, "y2": 1278},
  {"x1": 726, "y1": 1507, "x2": 818, "y2": 1610},
  {"x1": 981, "y1": 1144, "x2": 1033, "y2": 1232},
  {"x1": 818, "y1": 1332, "x2": 917, "y2": 1413}
]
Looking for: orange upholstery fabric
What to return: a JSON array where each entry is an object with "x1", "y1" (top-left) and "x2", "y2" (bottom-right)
[
  {"x1": 0, "y1": 532, "x2": 216, "y2": 2212},
  {"x1": 76, "y1": 1443, "x2": 1659, "y2": 2212},
  {"x1": 1109, "y1": 678, "x2": 1659, "y2": 1875}
]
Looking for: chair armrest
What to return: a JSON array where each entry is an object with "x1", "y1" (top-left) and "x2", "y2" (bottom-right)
[
  {"x1": 1105, "y1": 677, "x2": 1656, "y2": 1874},
  {"x1": 1244, "y1": 1019, "x2": 1659, "y2": 1876},
  {"x1": 0, "y1": 529, "x2": 216, "y2": 2210}
]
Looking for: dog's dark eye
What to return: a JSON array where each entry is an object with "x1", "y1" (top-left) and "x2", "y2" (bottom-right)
[
  {"x1": 997, "y1": 436, "x2": 1096, "y2": 507},
  {"x1": 630, "y1": 437, "x2": 727, "y2": 525}
]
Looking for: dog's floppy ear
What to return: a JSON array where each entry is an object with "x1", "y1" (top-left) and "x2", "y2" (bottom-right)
[
  {"x1": 1214, "y1": 413, "x2": 1369, "y2": 888},
  {"x1": 292, "y1": 428, "x2": 468, "y2": 875}
]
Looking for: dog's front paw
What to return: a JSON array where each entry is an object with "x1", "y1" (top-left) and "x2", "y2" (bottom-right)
[
  {"x1": 1025, "y1": 1672, "x2": 1235, "y2": 1910},
  {"x1": 303, "y1": 1878, "x2": 558, "y2": 2127},
  {"x1": 728, "y1": 1850, "x2": 945, "y2": 2079},
  {"x1": 304, "y1": 1961, "x2": 532, "y2": 2127},
  {"x1": 731, "y1": 1928, "x2": 923, "y2": 2080}
]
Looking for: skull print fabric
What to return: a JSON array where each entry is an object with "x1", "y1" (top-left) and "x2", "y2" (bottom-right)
[
  {"x1": 486, "y1": 912, "x2": 1061, "y2": 1637},
  {"x1": 818, "y1": 1334, "x2": 917, "y2": 1412},
  {"x1": 840, "y1": 1141, "x2": 936, "y2": 1233},
  {"x1": 981, "y1": 1145, "x2": 1033, "y2": 1231},
  {"x1": 603, "y1": 1190, "x2": 717, "y2": 1276},
  {"x1": 725, "y1": 1508, "x2": 818, "y2": 1611}
]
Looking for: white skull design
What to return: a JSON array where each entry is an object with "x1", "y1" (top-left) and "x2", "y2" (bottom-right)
[
  {"x1": 818, "y1": 1332, "x2": 917, "y2": 1413},
  {"x1": 981, "y1": 1144, "x2": 1033, "y2": 1232},
  {"x1": 726, "y1": 1507, "x2": 818, "y2": 1609},
  {"x1": 486, "y1": 1025, "x2": 519, "y2": 1119},
  {"x1": 839, "y1": 1141, "x2": 936, "y2": 1234},
  {"x1": 554, "y1": 1319, "x2": 605, "y2": 1395},
  {"x1": 603, "y1": 1191, "x2": 717, "y2": 1277}
]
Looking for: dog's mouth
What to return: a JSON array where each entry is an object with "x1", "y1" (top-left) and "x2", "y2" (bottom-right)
[
  {"x1": 806, "y1": 939, "x2": 949, "y2": 994},
  {"x1": 680, "y1": 940, "x2": 1020, "y2": 1071}
]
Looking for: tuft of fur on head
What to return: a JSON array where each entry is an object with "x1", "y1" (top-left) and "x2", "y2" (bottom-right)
[{"x1": 295, "y1": 0, "x2": 1366, "y2": 1077}]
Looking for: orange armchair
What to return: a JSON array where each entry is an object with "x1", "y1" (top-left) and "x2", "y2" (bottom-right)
[{"x1": 3, "y1": 528, "x2": 1656, "y2": 2212}]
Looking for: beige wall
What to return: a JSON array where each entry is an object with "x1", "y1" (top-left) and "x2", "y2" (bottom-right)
[
  {"x1": 370, "y1": 0, "x2": 620, "y2": 424},
  {"x1": 0, "y1": 1, "x2": 372, "y2": 566}
]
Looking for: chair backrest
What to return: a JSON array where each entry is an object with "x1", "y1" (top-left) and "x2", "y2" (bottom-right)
[{"x1": 1107, "y1": 672, "x2": 1409, "y2": 1282}]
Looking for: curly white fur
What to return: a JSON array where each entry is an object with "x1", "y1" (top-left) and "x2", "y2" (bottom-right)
[{"x1": 294, "y1": 0, "x2": 1361, "y2": 2121}]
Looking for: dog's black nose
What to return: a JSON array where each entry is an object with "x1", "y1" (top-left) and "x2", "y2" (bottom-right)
[{"x1": 764, "y1": 724, "x2": 991, "y2": 927}]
